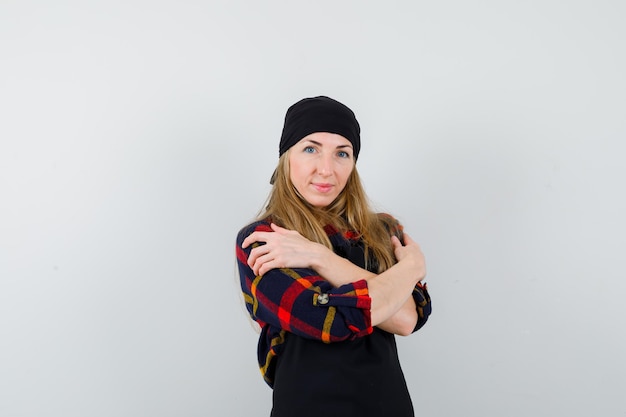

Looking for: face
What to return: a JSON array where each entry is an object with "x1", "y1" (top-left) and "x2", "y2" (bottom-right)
[{"x1": 288, "y1": 132, "x2": 355, "y2": 208}]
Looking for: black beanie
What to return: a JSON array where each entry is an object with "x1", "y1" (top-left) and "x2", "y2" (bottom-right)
[{"x1": 278, "y1": 96, "x2": 361, "y2": 159}]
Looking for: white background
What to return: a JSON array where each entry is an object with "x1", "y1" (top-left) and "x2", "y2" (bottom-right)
[{"x1": 1, "y1": 1, "x2": 625, "y2": 416}]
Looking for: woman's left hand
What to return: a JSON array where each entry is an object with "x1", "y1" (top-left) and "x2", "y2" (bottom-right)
[{"x1": 242, "y1": 223, "x2": 325, "y2": 276}]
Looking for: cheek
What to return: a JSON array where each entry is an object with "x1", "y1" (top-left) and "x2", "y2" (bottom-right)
[
  {"x1": 338, "y1": 166, "x2": 354, "y2": 186},
  {"x1": 288, "y1": 161, "x2": 307, "y2": 187}
]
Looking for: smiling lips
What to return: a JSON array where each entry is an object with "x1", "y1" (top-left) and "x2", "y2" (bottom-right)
[{"x1": 312, "y1": 183, "x2": 333, "y2": 193}]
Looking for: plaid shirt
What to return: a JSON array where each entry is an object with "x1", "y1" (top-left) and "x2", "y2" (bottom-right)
[{"x1": 235, "y1": 216, "x2": 431, "y2": 387}]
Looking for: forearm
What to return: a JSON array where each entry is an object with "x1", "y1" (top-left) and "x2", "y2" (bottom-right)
[
  {"x1": 311, "y1": 248, "x2": 374, "y2": 287},
  {"x1": 366, "y1": 260, "x2": 422, "y2": 327},
  {"x1": 375, "y1": 296, "x2": 417, "y2": 336},
  {"x1": 312, "y1": 245, "x2": 422, "y2": 329}
]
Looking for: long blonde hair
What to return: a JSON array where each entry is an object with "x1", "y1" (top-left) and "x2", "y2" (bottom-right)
[{"x1": 257, "y1": 152, "x2": 399, "y2": 273}]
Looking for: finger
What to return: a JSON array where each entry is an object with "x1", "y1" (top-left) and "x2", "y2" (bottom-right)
[
  {"x1": 247, "y1": 250, "x2": 260, "y2": 270},
  {"x1": 247, "y1": 243, "x2": 270, "y2": 268},
  {"x1": 251, "y1": 253, "x2": 272, "y2": 276},
  {"x1": 258, "y1": 262, "x2": 274, "y2": 277},
  {"x1": 242, "y1": 231, "x2": 270, "y2": 248},
  {"x1": 270, "y1": 223, "x2": 287, "y2": 233},
  {"x1": 242, "y1": 233, "x2": 258, "y2": 249},
  {"x1": 390, "y1": 235, "x2": 403, "y2": 249},
  {"x1": 256, "y1": 257, "x2": 280, "y2": 276},
  {"x1": 247, "y1": 244, "x2": 271, "y2": 269},
  {"x1": 399, "y1": 233, "x2": 424, "y2": 256},
  {"x1": 402, "y1": 232, "x2": 416, "y2": 246}
]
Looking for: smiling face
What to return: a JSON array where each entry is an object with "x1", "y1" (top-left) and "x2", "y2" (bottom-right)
[{"x1": 288, "y1": 132, "x2": 355, "y2": 208}]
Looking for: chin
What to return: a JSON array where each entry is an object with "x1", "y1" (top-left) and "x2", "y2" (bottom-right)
[{"x1": 306, "y1": 197, "x2": 335, "y2": 208}]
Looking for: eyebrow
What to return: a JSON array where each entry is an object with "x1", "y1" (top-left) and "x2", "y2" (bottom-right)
[{"x1": 303, "y1": 139, "x2": 353, "y2": 149}]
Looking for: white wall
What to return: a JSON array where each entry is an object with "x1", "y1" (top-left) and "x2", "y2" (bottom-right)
[{"x1": 1, "y1": 1, "x2": 624, "y2": 416}]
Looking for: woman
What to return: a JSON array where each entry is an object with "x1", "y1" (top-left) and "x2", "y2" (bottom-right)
[{"x1": 235, "y1": 96, "x2": 431, "y2": 417}]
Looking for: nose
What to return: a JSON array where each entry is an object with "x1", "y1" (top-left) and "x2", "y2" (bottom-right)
[{"x1": 317, "y1": 153, "x2": 333, "y2": 177}]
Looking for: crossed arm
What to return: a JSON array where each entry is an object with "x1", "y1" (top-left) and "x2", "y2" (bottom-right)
[{"x1": 242, "y1": 223, "x2": 427, "y2": 336}]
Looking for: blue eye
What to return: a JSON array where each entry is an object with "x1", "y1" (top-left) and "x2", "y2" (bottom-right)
[
  {"x1": 304, "y1": 146, "x2": 316, "y2": 153},
  {"x1": 338, "y1": 151, "x2": 350, "y2": 158}
]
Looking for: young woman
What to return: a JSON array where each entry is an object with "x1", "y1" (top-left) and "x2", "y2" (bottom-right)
[{"x1": 235, "y1": 96, "x2": 432, "y2": 417}]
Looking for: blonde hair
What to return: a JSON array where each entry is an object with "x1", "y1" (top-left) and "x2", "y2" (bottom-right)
[{"x1": 257, "y1": 152, "x2": 399, "y2": 273}]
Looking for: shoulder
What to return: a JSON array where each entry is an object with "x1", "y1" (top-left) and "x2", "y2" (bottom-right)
[
  {"x1": 375, "y1": 212, "x2": 404, "y2": 240},
  {"x1": 236, "y1": 218, "x2": 272, "y2": 245},
  {"x1": 376, "y1": 212, "x2": 402, "y2": 227}
]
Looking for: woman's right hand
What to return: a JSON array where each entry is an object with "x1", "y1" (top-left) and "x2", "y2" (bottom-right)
[{"x1": 242, "y1": 223, "x2": 327, "y2": 276}]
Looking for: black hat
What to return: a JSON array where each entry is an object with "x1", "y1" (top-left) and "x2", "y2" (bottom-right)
[{"x1": 278, "y1": 95, "x2": 361, "y2": 159}]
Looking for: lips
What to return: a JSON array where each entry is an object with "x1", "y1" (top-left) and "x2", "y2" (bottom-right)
[{"x1": 312, "y1": 183, "x2": 333, "y2": 193}]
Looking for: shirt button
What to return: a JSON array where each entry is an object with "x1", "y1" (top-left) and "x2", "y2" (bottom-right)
[{"x1": 318, "y1": 293, "x2": 329, "y2": 305}]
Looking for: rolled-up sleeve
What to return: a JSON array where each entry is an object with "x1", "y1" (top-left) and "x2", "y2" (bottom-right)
[
  {"x1": 411, "y1": 282, "x2": 432, "y2": 333},
  {"x1": 236, "y1": 222, "x2": 373, "y2": 343}
]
